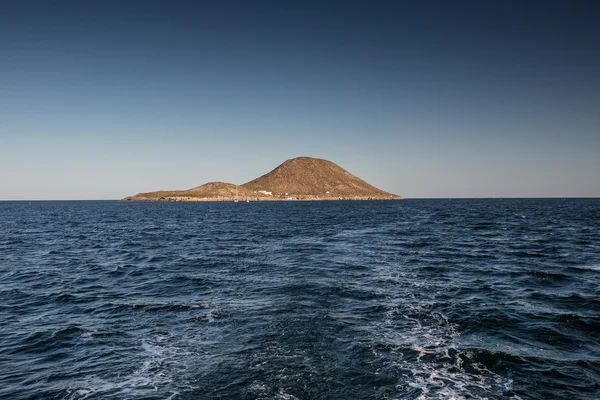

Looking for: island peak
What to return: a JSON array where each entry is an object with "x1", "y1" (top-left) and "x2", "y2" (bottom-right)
[{"x1": 123, "y1": 157, "x2": 402, "y2": 201}]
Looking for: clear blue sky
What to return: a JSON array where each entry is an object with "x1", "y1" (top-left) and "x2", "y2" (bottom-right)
[{"x1": 1, "y1": 0, "x2": 599, "y2": 199}]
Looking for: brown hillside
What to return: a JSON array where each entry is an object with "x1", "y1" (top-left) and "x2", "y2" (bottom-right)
[
  {"x1": 123, "y1": 182, "x2": 269, "y2": 202},
  {"x1": 123, "y1": 157, "x2": 402, "y2": 201},
  {"x1": 242, "y1": 156, "x2": 402, "y2": 200}
]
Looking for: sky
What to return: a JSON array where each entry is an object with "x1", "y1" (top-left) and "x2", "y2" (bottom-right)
[{"x1": 1, "y1": 0, "x2": 599, "y2": 199}]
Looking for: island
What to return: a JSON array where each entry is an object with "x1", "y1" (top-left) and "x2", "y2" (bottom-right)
[{"x1": 122, "y1": 156, "x2": 402, "y2": 201}]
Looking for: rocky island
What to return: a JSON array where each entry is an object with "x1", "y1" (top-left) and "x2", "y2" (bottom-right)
[{"x1": 122, "y1": 157, "x2": 402, "y2": 201}]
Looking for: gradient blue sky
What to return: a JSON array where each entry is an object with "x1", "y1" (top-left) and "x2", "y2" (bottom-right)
[{"x1": 1, "y1": 0, "x2": 599, "y2": 199}]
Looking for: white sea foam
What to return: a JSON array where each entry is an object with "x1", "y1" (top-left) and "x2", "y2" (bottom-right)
[
  {"x1": 378, "y1": 303, "x2": 515, "y2": 399},
  {"x1": 79, "y1": 329, "x2": 98, "y2": 342},
  {"x1": 64, "y1": 336, "x2": 193, "y2": 399},
  {"x1": 360, "y1": 260, "x2": 515, "y2": 400},
  {"x1": 273, "y1": 389, "x2": 300, "y2": 400}
]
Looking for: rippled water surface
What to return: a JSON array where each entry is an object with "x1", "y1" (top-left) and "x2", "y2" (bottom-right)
[{"x1": 1, "y1": 199, "x2": 599, "y2": 399}]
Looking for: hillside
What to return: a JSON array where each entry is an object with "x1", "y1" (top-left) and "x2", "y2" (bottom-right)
[
  {"x1": 123, "y1": 182, "x2": 269, "y2": 202},
  {"x1": 242, "y1": 157, "x2": 402, "y2": 200},
  {"x1": 123, "y1": 157, "x2": 402, "y2": 201}
]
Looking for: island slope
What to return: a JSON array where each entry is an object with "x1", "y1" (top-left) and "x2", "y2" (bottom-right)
[
  {"x1": 242, "y1": 157, "x2": 401, "y2": 200},
  {"x1": 123, "y1": 157, "x2": 402, "y2": 201}
]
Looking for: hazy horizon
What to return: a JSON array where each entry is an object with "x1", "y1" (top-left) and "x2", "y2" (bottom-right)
[
  {"x1": 2, "y1": 1, "x2": 599, "y2": 200},
  {"x1": 1, "y1": 197, "x2": 600, "y2": 201}
]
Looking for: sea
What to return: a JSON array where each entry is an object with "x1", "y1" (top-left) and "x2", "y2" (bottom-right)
[{"x1": 0, "y1": 199, "x2": 599, "y2": 400}]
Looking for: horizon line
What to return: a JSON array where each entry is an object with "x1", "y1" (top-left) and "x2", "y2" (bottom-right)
[{"x1": 1, "y1": 197, "x2": 599, "y2": 202}]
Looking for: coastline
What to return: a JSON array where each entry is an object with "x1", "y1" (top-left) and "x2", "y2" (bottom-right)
[{"x1": 122, "y1": 195, "x2": 403, "y2": 202}]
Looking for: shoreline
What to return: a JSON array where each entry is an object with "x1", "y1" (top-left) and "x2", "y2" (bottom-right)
[{"x1": 122, "y1": 196, "x2": 403, "y2": 202}]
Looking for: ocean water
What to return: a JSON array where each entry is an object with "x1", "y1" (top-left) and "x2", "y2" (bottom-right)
[{"x1": 1, "y1": 199, "x2": 599, "y2": 400}]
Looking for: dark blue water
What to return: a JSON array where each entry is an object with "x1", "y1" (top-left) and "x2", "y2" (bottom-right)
[{"x1": 1, "y1": 199, "x2": 599, "y2": 399}]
